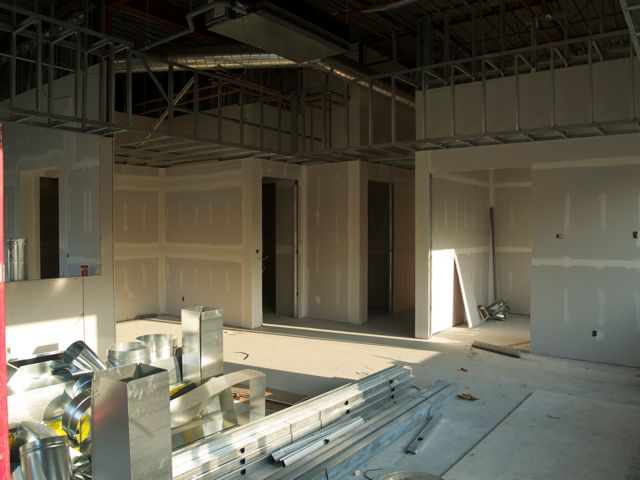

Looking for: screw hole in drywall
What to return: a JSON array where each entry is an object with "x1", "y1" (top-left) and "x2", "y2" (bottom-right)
[
  {"x1": 592, "y1": 330, "x2": 597, "y2": 337},
  {"x1": 556, "y1": 233, "x2": 564, "y2": 239},
  {"x1": 633, "y1": 231, "x2": 639, "y2": 239}
]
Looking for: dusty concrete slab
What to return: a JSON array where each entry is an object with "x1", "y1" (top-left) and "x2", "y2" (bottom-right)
[
  {"x1": 116, "y1": 314, "x2": 640, "y2": 479},
  {"x1": 444, "y1": 390, "x2": 640, "y2": 480}
]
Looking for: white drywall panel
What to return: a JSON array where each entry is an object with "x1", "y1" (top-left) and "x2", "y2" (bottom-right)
[
  {"x1": 113, "y1": 190, "x2": 159, "y2": 243},
  {"x1": 414, "y1": 158, "x2": 431, "y2": 338},
  {"x1": 4, "y1": 123, "x2": 101, "y2": 277},
  {"x1": 431, "y1": 173, "x2": 490, "y2": 332},
  {"x1": 165, "y1": 257, "x2": 242, "y2": 324},
  {"x1": 416, "y1": 58, "x2": 640, "y2": 139},
  {"x1": 493, "y1": 168, "x2": 532, "y2": 314},
  {"x1": 6, "y1": 131, "x2": 114, "y2": 357},
  {"x1": 113, "y1": 165, "x2": 162, "y2": 321},
  {"x1": 165, "y1": 187, "x2": 243, "y2": 245},
  {"x1": 531, "y1": 164, "x2": 640, "y2": 367},
  {"x1": 306, "y1": 163, "x2": 353, "y2": 322},
  {"x1": 418, "y1": 131, "x2": 640, "y2": 173},
  {"x1": 114, "y1": 258, "x2": 160, "y2": 321}
]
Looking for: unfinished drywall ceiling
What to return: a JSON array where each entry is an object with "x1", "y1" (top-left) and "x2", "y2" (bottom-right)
[
  {"x1": 431, "y1": 171, "x2": 491, "y2": 333},
  {"x1": 531, "y1": 163, "x2": 640, "y2": 367},
  {"x1": 493, "y1": 168, "x2": 532, "y2": 315}
]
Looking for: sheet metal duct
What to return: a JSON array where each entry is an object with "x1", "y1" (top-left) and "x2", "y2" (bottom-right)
[
  {"x1": 206, "y1": 1, "x2": 349, "y2": 63},
  {"x1": 114, "y1": 52, "x2": 297, "y2": 72}
]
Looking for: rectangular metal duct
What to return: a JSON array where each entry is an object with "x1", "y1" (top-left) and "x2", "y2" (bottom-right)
[
  {"x1": 206, "y1": 1, "x2": 348, "y2": 63},
  {"x1": 181, "y1": 306, "x2": 224, "y2": 384}
]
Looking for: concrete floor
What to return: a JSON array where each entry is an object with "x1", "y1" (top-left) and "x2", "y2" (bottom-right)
[{"x1": 116, "y1": 313, "x2": 640, "y2": 479}]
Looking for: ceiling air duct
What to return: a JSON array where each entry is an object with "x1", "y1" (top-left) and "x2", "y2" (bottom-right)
[{"x1": 206, "y1": 1, "x2": 349, "y2": 63}]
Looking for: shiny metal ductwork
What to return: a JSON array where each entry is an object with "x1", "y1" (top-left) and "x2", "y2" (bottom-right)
[
  {"x1": 114, "y1": 52, "x2": 297, "y2": 73},
  {"x1": 206, "y1": 1, "x2": 349, "y2": 63}
]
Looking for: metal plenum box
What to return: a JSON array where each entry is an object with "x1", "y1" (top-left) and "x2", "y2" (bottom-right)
[
  {"x1": 91, "y1": 364, "x2": 172, "y2": 480},
  {"x1": 181, "y1": 306, "x2": 224, "y2": 384}
]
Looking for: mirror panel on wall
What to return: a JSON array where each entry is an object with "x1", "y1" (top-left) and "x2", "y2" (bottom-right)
[{"x1": 3, "y1": 122, "x2": 101, "y2": 280}]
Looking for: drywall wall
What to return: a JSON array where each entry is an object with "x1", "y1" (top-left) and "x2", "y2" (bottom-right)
[
  {"x1": 113, "y1": 158, "x2": 306, "y2": 329},
  {"x1": 303, "y1": 161, "x2": 414, "y2": 324},
  {"x1": 163, "y1": 160, "x2": 249, "y2": 327},
  {"x1": 493, "y1": 168, "x2": 532, "y2": 315},
  {"x1": 305, "y1": 162, "x2": 357, "y2": 322},
  {"x1": 4, "y1": 123, "x2": 101, "y2": 278},
  {"x1": 416, "y1": 57, "x2": 640, "y2": 139},
  {"x1": 416, "y1": 132, "x2": 640, "y2": 365},
  {"x1": 430, "y1": 171, "x2": 491, "y2": 334},
  {"x1": 113, "y1": 165, "x2": 162, "y2": 322},
  {"x1": 5, "y1": 125, "x2": 114, "y2": 358},
  {"x1": 531, "y1": 163, "x2": 640, "y2": 367}
]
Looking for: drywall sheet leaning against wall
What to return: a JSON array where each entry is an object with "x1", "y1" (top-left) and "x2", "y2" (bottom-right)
[
  {"x1": 431, "y1": 172, "x2": 491, "y2": 333},
  {"x1": 493, "y1": 168, "x2": 532, "y2": 315},
  {"x1": 531, "y1": 164, "x2": 640, "y2": 367}
]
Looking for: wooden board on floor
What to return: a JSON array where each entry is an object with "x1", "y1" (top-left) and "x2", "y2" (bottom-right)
[{"x1": 444, "y1": 390, "x2": 640, "y2": 480}]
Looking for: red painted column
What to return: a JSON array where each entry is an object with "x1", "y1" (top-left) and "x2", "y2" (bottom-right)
[{"x1": 0, "y1": 123, "x2": 9, "y2": 479}]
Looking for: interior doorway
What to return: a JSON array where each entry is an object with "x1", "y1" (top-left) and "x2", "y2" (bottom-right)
[
  {"x1": 367, "y1": 181, "x2": 393, "y2": 314},
  {"x1": 39, "y1": 177, "x2": 59, "y2": 279},
  {"x1": 262, "y1": 178, "x2": 297, "y2": 318}
]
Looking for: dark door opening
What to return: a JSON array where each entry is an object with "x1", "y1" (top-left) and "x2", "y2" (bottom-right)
[
  {"x1": 368, "y1": 181, "x2": 393, "y2": 314},
  {"x1": 39, "y1": 177, "x2": 59, "y2": 279},
  {"x1": 262, "y1": 178, "x2": 297, "y2": 318},
  {"x1": 262, "y1": 182, "x2": 277, "y2": 313}
]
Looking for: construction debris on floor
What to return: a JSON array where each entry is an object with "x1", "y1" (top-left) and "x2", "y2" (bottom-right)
[
  {"x1": 7, "y1": 305, "x2": 457, "y2": 480},
  {"x1": 471, "y1": 340, "x2": 522, "y2": 358},
  {"x1": 477, "y1": 300, "x2": 510, "y2": 322}
]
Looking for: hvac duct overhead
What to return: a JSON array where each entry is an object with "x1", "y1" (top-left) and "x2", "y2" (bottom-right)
[{"x1": 206, "y1": 1, "x2": 349, "y2": 63}]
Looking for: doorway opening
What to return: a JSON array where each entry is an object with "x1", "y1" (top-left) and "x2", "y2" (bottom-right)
[
  {"x1": 39, "y1": 176, "x2": 59, "y2": 279},
  {"x1": 262, "y1": 178, "x2": 297, "y2": 318},
  {"x1": 429, "y1": 168, "x2": 532, "y2": 349},
  {"x1": 367, "y1": 181, "x2": 393, "y2": 315}
]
